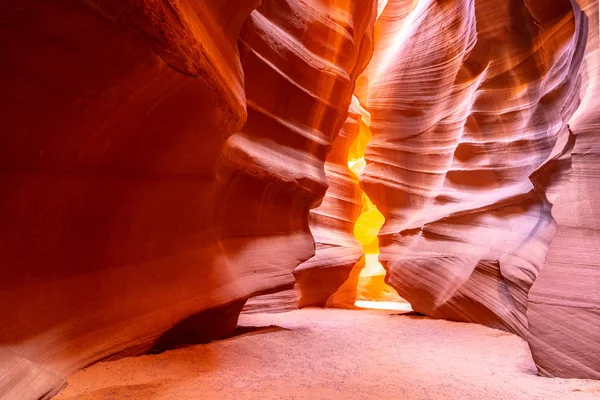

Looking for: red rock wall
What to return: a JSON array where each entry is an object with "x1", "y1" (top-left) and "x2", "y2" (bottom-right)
[
  {"x1": 361, "y1": 0, "x2": 597, "y2": 379},
  {"x1": 1, "y1": 0, "x2": 598, "y2": 395},
  {"x1": 0, "y1": 0, "x2": 376, "y2": 398},
  {"x1": 234, "y1": 0, "x2": 376, "y2": 308},
  {"x1": 295, "y1": 97, "x2": 368, "y2": 307},
  {"x1": 527, "y1": 0, "x2": 600, "y2": 379},
  {"x1": 2, "y1": 1, "x2": 254, "y2": 398}
]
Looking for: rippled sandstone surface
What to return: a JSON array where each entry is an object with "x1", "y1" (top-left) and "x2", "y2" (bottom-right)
[
  {"x1": 0, "y1": 0, "x2": 599, "y2": 398},
  {"x1": 0, "y1": 1, "x2": 375, "y2": 398},
  {"x1": 360, "y1": 0, "x2": 599, "y2": 379}
]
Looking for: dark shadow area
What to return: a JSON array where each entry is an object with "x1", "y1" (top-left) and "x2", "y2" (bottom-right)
[
  {"x1": 391, "y1": 310, "x2": 426, "y2": 318},
  {"x1": 147, "y1": 300, "x2": 292, "y2": 355},
  {"x1": 148, "y1": 299, "x2": 247, "y2": 354}
]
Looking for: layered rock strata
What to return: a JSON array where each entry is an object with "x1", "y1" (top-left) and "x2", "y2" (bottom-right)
[
  {"x1": 361, "y1": 0, "x2": 597, "y2": 378},
  {"x1": 527, "y1": 0, "x2": 600, "y2": 379},
  {"x1": 295, "y1": 96, "x2": 367, "y2": 307},
  {"x1": 0, "y1": 0, "x2": 376, "y2": 398},
  {"x1": 1, "y1": 0, "x2": 598, "y2": 394}
]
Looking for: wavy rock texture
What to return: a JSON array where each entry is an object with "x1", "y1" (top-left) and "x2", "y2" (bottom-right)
[
  {"x1": 1, "y1": 1, "x2": 255, "y2": 398},
  {"x1": 527, "y1": 0, "x2": 600, "y2": 379},
  {"x1": 238, "y1": 1, "x2": 377, "y2": 312},
  {"x1": 242, "y1": 96, "x2": 375, "y2": 312},
  {"x1": 295, "y1": 96, "x2": 369, "y2": 307},
  {"x1": 1, "y1": 0, "x2": 598, "y2": 396},
  {"x1": 361, "y1": 0, "x2": 596, "y2": 378},
  {"x1": 0, "y1": 0, "x2": 376, "y2": 398}
]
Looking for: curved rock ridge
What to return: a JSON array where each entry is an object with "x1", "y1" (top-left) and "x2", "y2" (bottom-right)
[
  {"x1": 1, "y1": 0, "x2": 599, "y2": 395},
  {"x1": 360, "y1": 0, "x2": 595, "y2": 377},
  {"x1": 227, "y1": 0, "x2": 377, "y2": 310},
  {"x1": 294, "y1": 96, "x2": 367, "y2": 307},
  {"x1": 235, "y1": 0, "x2": 378, "y2": 312},
  {"x1": 527, "y1": 0, "x2": 600, "y2": 379},
  {"x1": 1, "y1": 1, "x2": 254, "y2": 398},
  {"x1": 0, "y1": 0, "x2": 376, "y2": 398}
]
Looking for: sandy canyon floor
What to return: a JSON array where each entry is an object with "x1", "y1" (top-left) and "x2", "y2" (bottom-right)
[{"x1": 56, "y1": 308, "x2": 600, "y2": 400}]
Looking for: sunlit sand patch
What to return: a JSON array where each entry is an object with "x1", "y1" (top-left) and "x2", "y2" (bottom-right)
[{"x1": 354, "y1": 300, "x2": 413, "y2": 311}]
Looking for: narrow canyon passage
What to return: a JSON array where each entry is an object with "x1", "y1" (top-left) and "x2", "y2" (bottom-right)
[
  {"x1": 56, "y1": 308, "x2": 600, "y2": 400},
  {"x1": 345, "y1": 99, "x2": 411, "y2": 310},
  {"x1": 1, "y1": 0, "x2": 600, "y2": 398}
]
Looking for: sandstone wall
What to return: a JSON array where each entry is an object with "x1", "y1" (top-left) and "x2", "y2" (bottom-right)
[
  {"x1": 361, "y1": 0, "x2": 597, "y2": 378},
  {"x1": 0, "y1": 1, "x2": 376, "y2": 398}
]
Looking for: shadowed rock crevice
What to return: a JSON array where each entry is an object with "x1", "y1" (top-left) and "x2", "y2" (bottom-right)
[{"x1": 149, "y1": 299, "x2": 248, "y2": 354}]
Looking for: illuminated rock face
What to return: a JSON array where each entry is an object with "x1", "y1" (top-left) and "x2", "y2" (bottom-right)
[
  {"x1": 527, "y1": 0, "x2": 600, "y2": 379},
  {"x1": 0, "y1": 0, "x2": 376, "y2": 398},
  {"x1": 0, "y1": 0, "x2": 599, "y2": 397},
  {"x1": 361, "y1": 0, "x2": 598, "y2": 379},
  {"x1": 294, "y1": 97, "x2": 365, "y2": 308}
]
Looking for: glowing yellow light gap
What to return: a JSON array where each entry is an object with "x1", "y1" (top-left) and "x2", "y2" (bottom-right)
[
  {"x1": 346, "y1": 100, "x2": 408, "y2": 309},
  {"x1": 354, "y1": 300, "x2": 413, "y2": 311}
]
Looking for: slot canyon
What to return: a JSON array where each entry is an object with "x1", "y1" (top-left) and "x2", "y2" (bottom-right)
[{"x1": 1, "y1": 0, "x2": 600, "y2": 398}]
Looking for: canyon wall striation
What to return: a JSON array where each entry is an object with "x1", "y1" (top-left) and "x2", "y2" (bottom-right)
[
  {"x1": 361, "y1": 0, "x2": 598, "y2": 379},
  {"x1": 0, "y1": 0, "x2": 376, "y2": 398},
  {"x1": 0, "y1": 1, "x2": 598, "y2": 398},
  {"x1": 527, "y1": 0, "x2": 600, "y2": 379}
]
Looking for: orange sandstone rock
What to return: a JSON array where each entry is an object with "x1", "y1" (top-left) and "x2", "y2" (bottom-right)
[
  {"x1": 361, "y1": 0, "x2": 597, "y2": 379},
  {"x1": 0, "y1": 0, "x2": 376, "y2": 398},
  {"x1": 1, "y1": 2, "x2": 599, "y2": 397}
]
